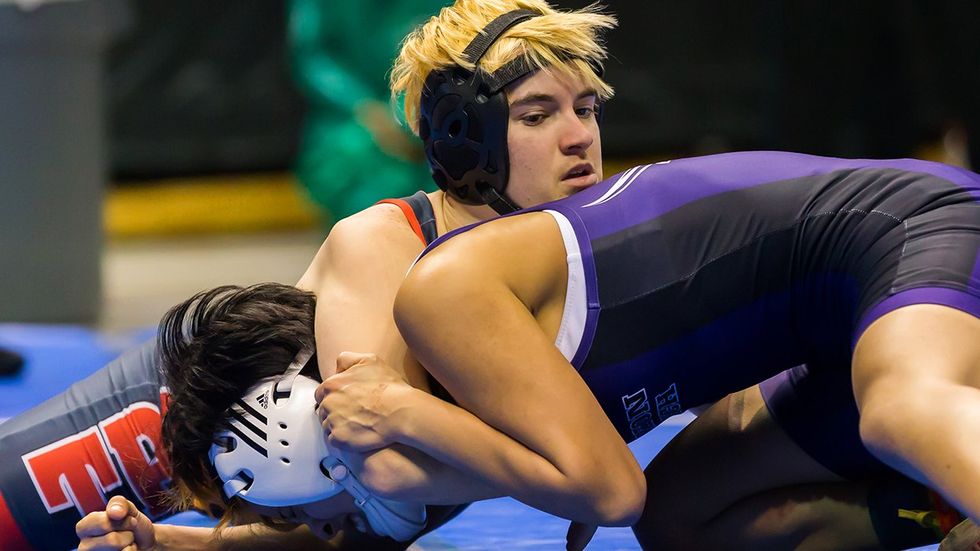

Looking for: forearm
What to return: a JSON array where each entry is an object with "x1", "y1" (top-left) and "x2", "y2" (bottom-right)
[
  {"x1": 392, "y1": 236, "x2": 646, "y2": 526},
  {"x1": 155, "y1": 524, "x2": 325, "y2": 551},
  {"x1": 383, "y1": 387, "x2": 636, "y2": 524},
  {"x1": 358, "y1": 444, "x2": 504, "y2": 504}
]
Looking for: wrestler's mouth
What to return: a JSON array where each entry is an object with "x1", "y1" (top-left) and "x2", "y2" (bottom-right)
[{"x1": 561, "y1": 163, "x2": 597, "y2": 187}]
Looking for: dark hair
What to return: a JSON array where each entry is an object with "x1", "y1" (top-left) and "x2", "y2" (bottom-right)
[{"x1": 158, "y1": 283, "x2": 317, "y2": 516}]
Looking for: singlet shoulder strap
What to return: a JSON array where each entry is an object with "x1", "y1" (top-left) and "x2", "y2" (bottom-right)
[
  {"x1": 376, "y1": 191, "x2": 454, "y2": 404},
  {"x1": 376, "y1": 191, "x2": 439, "y2": 245}
]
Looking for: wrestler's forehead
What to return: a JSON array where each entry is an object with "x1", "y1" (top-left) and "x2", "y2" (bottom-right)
[{"x1": 506, "y1": 68, "x2": 596, "y2": 105}]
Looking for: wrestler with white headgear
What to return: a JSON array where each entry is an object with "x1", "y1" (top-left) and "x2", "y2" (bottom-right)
[{"x1": 207, "y1": 347, "x2": 426, "y2": 541}]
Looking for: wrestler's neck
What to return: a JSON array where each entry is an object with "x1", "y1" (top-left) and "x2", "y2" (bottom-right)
[{"x1": 430, "y1": 190, "x2": 502, "y2": 235}]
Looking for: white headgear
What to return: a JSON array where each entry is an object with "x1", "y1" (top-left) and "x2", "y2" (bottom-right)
[{"x1": 209, "y1": 348, "x2": 427, "y2": 541}]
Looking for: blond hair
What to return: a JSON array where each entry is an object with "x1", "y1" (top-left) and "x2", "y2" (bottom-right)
[{"x1": 391, "y1": 0, "x2": 616, "y2": 134}]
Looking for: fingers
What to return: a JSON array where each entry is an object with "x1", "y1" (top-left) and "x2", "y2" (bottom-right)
[
  {"x1": 76, "y1": 497, "x2": 139, "y2": 539},
  {"x1": 76, "y1": 512, "x2": 137, "y2": 539},
  {"x1": 566, "y1": 521, "x2": 598, "y2": 551},
  {"x1": 316, "y1": 351, "x2": 374, "y2": 401},
  {"x1": 314, "y1": 376, "x2": 336, "y2": 403},
  {"x1": 335, "y1": 351, "x2": 376, "y2": 374},
  {"x1": 324, "y1": 424, "x2": 353, "y2": 451},
  {"x1": 77, "y1": 530, "x2": 136, "y2": 551},
  {"x1": 76, "y1": 497, "x2": 156, "y2": 551},
  {"x1": 324, "y1": 425, "x2": 383, "y2": 453}
]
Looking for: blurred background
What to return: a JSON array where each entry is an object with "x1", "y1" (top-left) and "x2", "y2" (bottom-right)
[
  {"x1": 1, "y1": 0, "x2": 978, "y2": 331},
  {"x1": 0, "y1": 1, "x2": 973, "y2": 548}
]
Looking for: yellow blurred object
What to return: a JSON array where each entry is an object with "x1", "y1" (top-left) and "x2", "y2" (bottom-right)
[
  {"x1": 106, "y1": 173, "x2": 324, "y2": 238},
  {"x1": 914, "y1": 126, "x2": 972, "y2": 169},
  {"x1": 898, "y1": 508, "x2": 942, "y2": 536}
]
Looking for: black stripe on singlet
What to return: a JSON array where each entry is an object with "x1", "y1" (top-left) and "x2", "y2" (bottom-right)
[
  {"x1": 398, "y1": 191, "x2": 456, "y2": 404},
  {"x1": 401, "y1": 191, "x2": 438, "y2": 245}
]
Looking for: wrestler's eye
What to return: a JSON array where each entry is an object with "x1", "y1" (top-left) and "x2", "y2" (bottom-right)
[
  {"x1": 576, "y1": 104, "x2": 598, "y2": 118},
  {"x1": 521, "y1": 113, "x2": 546, "y2": 125}
]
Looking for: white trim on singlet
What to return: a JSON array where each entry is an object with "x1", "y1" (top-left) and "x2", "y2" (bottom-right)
[
  {"x1": 544, "y1": 209, "x2": 588, "y2": 364},
  {"x1": 582, "y1": 164, "x2": 653, "y2": 207}
]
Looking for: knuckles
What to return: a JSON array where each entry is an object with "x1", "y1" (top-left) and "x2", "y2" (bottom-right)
[
  {"x1": 104, "y1": 532, "x2": 131, "y2": 547},
  {"x1": 338, "y1": 351, "x2": 378, "y2": 367},
  {"x1": 75, "y1": 513, "x2": 110, "y2": 537}
]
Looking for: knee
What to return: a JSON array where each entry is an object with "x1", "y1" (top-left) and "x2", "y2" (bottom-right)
[
  {"x1": 633, "y1": 513, "x2": 700, "y2": 551},
  {"x1": 632, "y1": 464, "x2": 705, "y2": 551},
  {"x1": 856, "y1": 396, "x2": 896, "y2": 457},
  {"x1": 857, "y1": 379, "x2": 934, "y2": 462}
]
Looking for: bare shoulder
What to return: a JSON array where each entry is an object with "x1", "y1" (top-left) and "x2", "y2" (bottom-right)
[
  {"x1": 297, "y1": 203, "x2": 424, "y2": 290},
  {"x1": 426, "y1": 211, "x2": 560, "y2": 267},
  {"x1": 395, "y1": 212, "x2": 566, "y2": 317},
  {"x1": 331, "y1": 202, "x2": 421, "y2": 247}
]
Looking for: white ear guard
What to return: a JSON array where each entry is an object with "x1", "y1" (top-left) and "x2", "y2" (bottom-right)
[
  {"x1": 209, "y1": 348, "x2": 340, "y2": 506},
  {"x1": 209, "y1": 349, "x2": 427, "y2": 541},
  {"x1": 321, "y1": 444, "x2": 429, "y2": 541}
]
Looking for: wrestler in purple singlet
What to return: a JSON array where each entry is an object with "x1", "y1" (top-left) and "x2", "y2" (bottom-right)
[{"x1": 423, "y1": 151, "x2": 980, "y2": 479}]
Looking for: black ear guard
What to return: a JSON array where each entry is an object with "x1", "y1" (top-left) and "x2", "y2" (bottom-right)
[{"x1": 419, "y1": 9, "x2": 542, "y2": 215}]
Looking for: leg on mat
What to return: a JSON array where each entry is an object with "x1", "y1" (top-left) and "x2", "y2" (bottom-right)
[
  {"x1": 634, "y1": 384, "x2": 912, "y2": 551},
  {"x1": 0, "y1": 347, "x2": 24, "y2": 377}
]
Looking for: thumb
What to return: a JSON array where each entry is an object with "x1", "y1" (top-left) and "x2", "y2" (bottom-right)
[
  {"x1": 107, "y1": 496, "x2": 155, "y2": 549},
  {"x1": 106, "y1": 495, "x2": 133, "y2": 522},
  {"x1": 131, "y1": 507, "x2": 157, "y2": 550},
  {"x1": 335, "y1": 351, "x2": 373, "y2": 374},
  {"x1": 566, "y1": 521, "x2": 598, "y2": 551}
]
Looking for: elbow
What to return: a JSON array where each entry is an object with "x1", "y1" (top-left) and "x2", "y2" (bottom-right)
[
  {"x1": 577, "y1": 462, "x2": 646, "y2": 526},
  {"x1": 599, "y1": 474, "x2": 646, "y2": 526},
  {"x1": 592, "y1": 490, "x2": 645, "y2": 526},
  {"x1": 357, "y1": 452, "x2": 403, "y2": 499},
  {"x1": 357, "y1": 450, "x2": 422, "y2": 501}
]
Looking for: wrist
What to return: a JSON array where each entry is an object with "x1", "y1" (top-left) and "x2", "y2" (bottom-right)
[
  {"x1": 151, "y1": 523, "x2": 176, "y2": 550},
  {"x1": 382, "y1": 384, "x2": 429, "y2": 446},
  {"x1": 153, "y1": 524, "x2": 214, "y2": 551}
]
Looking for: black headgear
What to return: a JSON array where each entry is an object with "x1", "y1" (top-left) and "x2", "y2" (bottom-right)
[{"x1": 419, "y1": 9, "x2": 542, "y2": 215}]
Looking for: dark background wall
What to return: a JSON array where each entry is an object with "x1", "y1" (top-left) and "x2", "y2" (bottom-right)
[
  {"x1": 589, "y1": 0, "x2": 980, "y2": 163},
  {"x1": 107, "y1": 0, "x2": 305, "y2": 179},
  {"x1": 105, "y1": 0, "x2": 980, "y2": 180}
]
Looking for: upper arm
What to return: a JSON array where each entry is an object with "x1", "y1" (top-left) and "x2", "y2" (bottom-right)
[
  {"x1": 395, "y1": 215, "x2": 642, "y2": 492},
  {"x1": 303, "y1": 206, "x2": 424, "y2": 381}
]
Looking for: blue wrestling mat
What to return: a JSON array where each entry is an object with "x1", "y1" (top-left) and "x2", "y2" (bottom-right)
[
  {"x1": 0, "y1": 324, "x2": 940, "y2": 550},
  {"x1": 0, "y1": 324, "x2": 153, "y2": 420}
]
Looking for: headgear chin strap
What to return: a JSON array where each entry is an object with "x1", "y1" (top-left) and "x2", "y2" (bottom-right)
[
  {"x1": 419, "y1": 9, "x2": 542, "y2": 215},
  {"x1": 209, "y1": 349, "x2": 427, "y2": 541}
]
